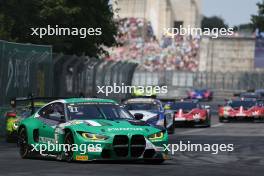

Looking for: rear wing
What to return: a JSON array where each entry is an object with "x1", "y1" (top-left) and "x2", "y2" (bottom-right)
[
  {"x1": 10, "y1": 96, "x2": 62, "y2": 115},
  {"x1": 158, "y1": 98, "x2": 198, "y2": 105},
  {"x1": 10, "y1": 93, "x2": 85, "y2": 115},
  {"x1": 121, "y1": 95, "x2": 157, "y2": 103}
]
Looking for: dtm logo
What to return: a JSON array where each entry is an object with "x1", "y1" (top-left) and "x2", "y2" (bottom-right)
[{"x1": 107, "y1": 127, "x2": 144, "y2": 131}]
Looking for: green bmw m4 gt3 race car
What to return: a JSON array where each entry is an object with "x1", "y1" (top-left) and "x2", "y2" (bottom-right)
[{"x1": 17, "y1": 98, "x2": 169, "y2": 163}]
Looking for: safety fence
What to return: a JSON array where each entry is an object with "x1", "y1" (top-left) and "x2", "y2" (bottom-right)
[
  {"x1": 1, "y1": 40, "x2": 264, "y2": 106},
  {"x1": 0, "y1": 40, "x2": 138, "y2": 107},
  {"x1": 0, "y1": 107, "x2": 10, "y2": 137},
  {"x1": 0, "y1": 40, "x2": 53, "y2": 106},
  {"x1": 52, "y1": 54, "x2": 138, "y2": 100},
  {"x1": 132, "y1": 70, "x2": 264, "y2": 91}
]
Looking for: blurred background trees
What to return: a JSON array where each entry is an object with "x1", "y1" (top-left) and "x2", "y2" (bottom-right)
[{"x1": 0, "y1": 0, "x2": 117, "y2": 56}]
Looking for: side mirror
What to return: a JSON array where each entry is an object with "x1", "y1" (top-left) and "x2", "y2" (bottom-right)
[
  {"x1": 134, "y1": 113, "x2": 144, "y2": 120},
  {"x1": 204, "y1": 105, "x2": 210, "y2": 109},
  {"x1": 202, "y1": 105, "x2": 210, "y2": 109}
]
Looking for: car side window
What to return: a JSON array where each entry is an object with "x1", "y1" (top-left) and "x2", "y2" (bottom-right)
[
  {"x1": 39, "y1": 104, "x2": 54, "y2": 118},
  {"x1": 39, "y1": 103, "x2": 65, "y2": 121},
  {"x1": 53, "y1": 103, "x2": 65, "y2": 116}
]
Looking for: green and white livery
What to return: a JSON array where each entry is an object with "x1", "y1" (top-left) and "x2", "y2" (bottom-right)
[{"x1": 17, "y1": 98, "x2": 169, "y2": 163}]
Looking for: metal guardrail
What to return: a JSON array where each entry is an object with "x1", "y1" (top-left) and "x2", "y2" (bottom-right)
[
  {"x1": 0, "y1": 107, "x2": 10, "y2": 137},
  {"x1": 0, "y1": 40, "x2": 138, "y2": 106},
  {"x1": 52, "y1": 55, "x2": 138, "y2": 101},
  {"x1": 132, "y1": 70, "x2": 264, "y2": 91}
]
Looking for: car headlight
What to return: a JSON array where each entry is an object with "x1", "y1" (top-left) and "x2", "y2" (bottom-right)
[
  {"x1": 13, "y1": 122, "x2": 19, "y2": 130},
  {"x1": 148, "y1": 131, "x2": 164, "y2": 140},
  {"x1": 79, "y1": 132, "x2": 108, "y2": 141}
]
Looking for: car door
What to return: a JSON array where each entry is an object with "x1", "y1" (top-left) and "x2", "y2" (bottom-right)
[{"x1": 38, "y1": 102, "x2": 65, "y2": 145}]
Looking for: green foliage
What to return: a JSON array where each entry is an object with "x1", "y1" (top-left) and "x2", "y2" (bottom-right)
[
  {"x1": 201, "y1": 16, "x2": 228, "y2": 30},
  {"x1": 233, "y1": 23, "x2": 254, "y2": 33},
  {"x1": 0, "y1": 0, "x2": 117, "y2": 56},
  {"x1": 251, "y1": 0, "x2": 264, "y2": 32}
]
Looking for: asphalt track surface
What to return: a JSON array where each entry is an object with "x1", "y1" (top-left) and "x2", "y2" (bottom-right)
[{"x1": 1, "y1": 101, "x2": 264, "y2": 176}]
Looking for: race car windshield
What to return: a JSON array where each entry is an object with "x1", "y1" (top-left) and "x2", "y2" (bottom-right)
[
  {"x1": 67, "y1": 104, "x2": 134, "y2": 120},
  {"x1": 170, "y1": 102, "x2": 198, "y2": 110},
  {"x1": 228, "y1": 101, "x2": 256, "y2": 108},
  {"x1": 124, "y1": 103, "x2": 159, "y2": 111}
]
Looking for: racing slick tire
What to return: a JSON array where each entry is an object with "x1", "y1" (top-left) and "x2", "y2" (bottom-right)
[
  {"x1": 18, "y1": 127, "x2": 32, "y2": 159},
  {"x1": 167, "y1": 118, "x2": 175, "y2": 134},
  {"x1": 64, "y1": 132, "x2": 74, "y2": 162},
  {"x1": 219, "y1": 116, "x2": 229, "y2": 123},
  {"x1": 204, "y1": 116, "x2": 211, "y2": 127},
  {"x1": 164, "y1": 113, "x2": 175, "y2": 134}
]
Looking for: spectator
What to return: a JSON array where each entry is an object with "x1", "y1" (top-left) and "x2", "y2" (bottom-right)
[{"x1": 104, "y1": 18, "x2": 201, "y2": 72}]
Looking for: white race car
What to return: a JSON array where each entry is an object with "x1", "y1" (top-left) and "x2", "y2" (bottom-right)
[{"x1": 123, "y1": 98, "x2": 175, "y2": 134}]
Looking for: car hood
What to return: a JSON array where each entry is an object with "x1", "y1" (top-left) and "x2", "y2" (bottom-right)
[
  {"x1": 57, "y1": 119, "x2": 163, "y2": 136},
  {"x1": 129, "y1": 110, "x2": 158, "y2": 121}
]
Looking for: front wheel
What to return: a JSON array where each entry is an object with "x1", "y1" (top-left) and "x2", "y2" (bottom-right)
[
  {"x1": 64, "y1": 132, "x2": 74, "y2": 162},
  {"x1": 165, "y1": 113, "x2": 175, "y2": 134},
  {"x1": 219, "y1": 116, "x2": 224, "y2": 123},
  {"x1": 167, "y1": 121, "x2": 175, "y2": 134},
  {"x1": 18, "y1": 128, "x2": 31, "y2": 159},
  {"x1": 205, "y1": 115, "x2": 211, "y2": 127},
  {"x1": 219, "y1": 116, "x2": 229, "y2": 123}
]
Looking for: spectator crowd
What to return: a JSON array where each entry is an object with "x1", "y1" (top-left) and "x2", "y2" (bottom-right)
[{"x1": 104, "y1": 18, "x2": 200, "y2": 72}]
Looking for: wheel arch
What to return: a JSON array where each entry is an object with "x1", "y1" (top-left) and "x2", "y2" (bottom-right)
[{"x1": 18, "y1": 120, "x2": 42, "y2": 144}]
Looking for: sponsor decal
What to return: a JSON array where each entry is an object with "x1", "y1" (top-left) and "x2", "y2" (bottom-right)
[
  {"x1": 76, "y1": 155, "x2": 88, "y2": 161},
  {"x1": 85, "y1": 120, "x2": 102, "y2": 126},
  {"x1": 107, "y1": 127, "x2": 143, "y2": 131},
  {"x1": 88, "y1": 145, "x2": 102, "y2": 152},
  {"x1": 39, "y1": 137, "x2": 55, "y2": 144}
]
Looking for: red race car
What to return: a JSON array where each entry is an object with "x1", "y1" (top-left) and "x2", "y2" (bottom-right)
[
  {"x1": 218, "y1": 98, "x2": 264, "y2": 122},
  {"x1": 164, "y1": 100, "x2": 211, "y2": 127}
]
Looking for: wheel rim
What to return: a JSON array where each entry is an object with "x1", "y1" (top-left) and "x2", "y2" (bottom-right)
[
  {"x1": 65, "y1": 135, "x2": 74, "y2": 161},
  {"x1": 19, "y1": 129, "x2": 28, "y2": 157}
]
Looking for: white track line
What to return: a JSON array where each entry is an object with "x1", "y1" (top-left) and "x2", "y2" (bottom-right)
[
  {"x1": 178, "y1": 123, "x2": 224, "y2": 135},
  {"x1": 211, "y1": 123, "x2": 224, "y2": 128}
]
